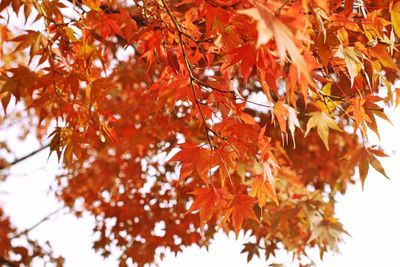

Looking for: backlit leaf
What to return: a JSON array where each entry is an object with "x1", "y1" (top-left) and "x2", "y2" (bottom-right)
[{"x1": 305, "y1": 111, "x2": 342, "y2": 150}]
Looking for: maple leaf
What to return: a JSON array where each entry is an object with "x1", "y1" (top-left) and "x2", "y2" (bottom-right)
[
  {"x1": 305, "y1": 111, "x2": 343, "y2": 150},
  {"x1": 237, "y1": 8, "x2": 273, "y2": 48},
  {"x1": 287, "y1": 106, "x2": 300, "y2": 147},
  {"x1": 169, "y1": 144, "x2": 212, "y2": 184},
  {"x1": 258, "y1": 124, "x2": 271, "y2": 161},
  {"x1": 226, "y1": 44, "x2": 257, "y2": 82},
  {"x1": 11, "y1": 30, "x2": 47, "y2": 63},
  {"x1": 334, "y1": 44, "x2": 364, "y2": 87},
  {"x1": 369, "y1": 44, "x2": 399, "y2": 71},
  {"x1": 273, "y1": 103, "x2": 301, "y2": 147},
  {"x1": 187, "y1": 187, "x2": 233, "y2": 227},
  {"x1": 313, "y1": 83, "x2": 337, "y2": 115},
  {"x1": 342, "y1": 146, "x2": 389, "y2": 189},
  {"x1": 241, "y1": 242, "x2": 260, "y2": 263},
  {"x1": 309, "y1": 216, "x2": 350, "y2": 258},
  {"x1": 249, "y1": 174, "x2": 278, "y2": 207},
  {"x1": 1, "y1": 0, "x2": 400, "y2": 265},
  {"x1": 395, "y1": 88, "x2": 400, "y2": 107},
  {"x1": 346, "y1": 95, "x2": 391, "y2": 138},
  {"x1": 225, "y1": 193, "x2": 258, "y2": 234},
  {"x1": 391, "y1": 1, "x2": 400, "y2": 37},
  {"x1": 237, "y1": 3, "x2": 310, "y2": 80},
  {"x1": 271, "y1": 99, "x2": 288, "y2": 134},
  {"x1": 346, "y1": 97, "x2": 370, "y2": 137},
  {"x1": 313, "y1": 7, "x2": 330, "y2": 43}
]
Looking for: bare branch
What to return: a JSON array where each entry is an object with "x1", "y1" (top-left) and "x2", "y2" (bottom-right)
[
  {"x1": 11, "y1": 207, "x2": 65, "y2": 239},
  {"x1": 0, "y1": 143, "x2": 50, "y2": 171}
]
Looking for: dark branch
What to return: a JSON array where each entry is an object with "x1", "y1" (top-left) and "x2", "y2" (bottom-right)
[
  {"x1": 160, "y1": 0, "x2": 216, "y2": 149},
  {"x1": 0, "y1": 143, "x2": 50, "y2": 171},
  {"x1": 11, "y1": 207, "x2": 65, "y2": 239},
  {"x1": 0, "y1": 257, "x2": 18, "y2": 267}
]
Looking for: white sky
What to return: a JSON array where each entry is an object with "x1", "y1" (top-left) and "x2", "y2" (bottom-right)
[{"x1": 1, "y1": 108, "x2": 399, "y2": 267}]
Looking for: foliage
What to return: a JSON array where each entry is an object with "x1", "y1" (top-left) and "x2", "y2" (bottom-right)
[{"x1": 0, "y1": 0, "x2": 399, "y2": 266}]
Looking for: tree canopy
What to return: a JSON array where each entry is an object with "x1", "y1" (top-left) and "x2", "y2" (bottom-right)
[{"x1": 0, "y1": 0, "x2": 399, "y2": 266}]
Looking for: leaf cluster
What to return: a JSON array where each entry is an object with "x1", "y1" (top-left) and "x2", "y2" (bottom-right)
[{"x1": 0, "y1": 0, "x2": 399, "y2": 266}]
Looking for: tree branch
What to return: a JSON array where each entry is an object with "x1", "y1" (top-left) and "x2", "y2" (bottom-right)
[
  {"x1": 0, "y1": 257, "x2": 18, "y2": 267},
  {"x1": 0, "y1": 143, "x2": 50, "y2": 171},
  {"x1": 160, "y1": 0, "x2": 216, "y2": 149},
  {"x1": 11, "y1": 207, "x2": 65, "y2": 239}
]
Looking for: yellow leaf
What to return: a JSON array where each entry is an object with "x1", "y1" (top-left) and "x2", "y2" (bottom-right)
[
  {"x1": 334, "y1": 44, "x2": 363, "y2": 87},
  {"x1": 305, "y1": 111, "x2": 342, "y2": 150},
  {"x1": 82, "y1": 0, "x2": 101, "y2": 11},
  {"x1": 63, "y1": 26, "x2": 78, "y2": 42},
  {"x1": 314, "y1": 83, "x2": 336, "y2": 112},
  {"x1": 368, "y1": 154, "x2": 389, "y2": 180},
  {"x1": 391, "y1": 1, "x2": 400, "y2": 37},
  {"x1": 395, "y1": 88, "x2": 400, "y2": 107},
  {"x1": 314, "y1": 7, "x2": 330, "y2": 43}
]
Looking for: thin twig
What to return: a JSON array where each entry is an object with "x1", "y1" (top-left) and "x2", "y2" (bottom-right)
[
  {"x1": 0, "y1": 143, "x2": 50, "y2": 171},
  {"x1": 318, "y1": 91, "x2": 355, "y2": 121},
  {"x1": 160, "y1": 0, "x2": 215, "y2": 148},
  {"x1": 11, "y1": 207, "x2": 65, "y2": 239}
]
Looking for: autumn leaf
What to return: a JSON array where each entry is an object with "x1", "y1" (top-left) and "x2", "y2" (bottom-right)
[
  {"x1": 395, "y1": 88, "x2": 400, "y2": 107},
  {"x1": 0, "y1": 0, "x2": 399, "y2": 265},
  {"x1": 305, "y1": 111, "x2": 343, "y2": 150},
  {"x1": 369, "y1": 44, "x2": 398, "y2": 70},
  {"x1": 187, "y1": 187, "x2": 233, "y2": 227},
  {"x1": 368, "y1": 153, "x2": 389, "y2": 179},
  {"x1": 237, "y1": 3, "x2": 310, "y2": 80},
  {"x1": 241, "y1": 242, "x2": 260, "y2": 263},
  {"x1": 249, "y1": 174, "x2": 278, "y2": 207},
  {"x1": 391, "y1": 1, "x2": 400, "y2": 37},
  {"x1": 169, "y1": 144, "x2": 213, "y2": 184},
  {"x1": 342, "y1": 146, "x2": 389, "y2": 189},
  {"x1": 271, "y1": 99, "x2": 288, "y2": 134},
  {"x1": 226, "y1": 44, "x2": 257, "y2": 82},
  {"x1": 11, "y1": 30, "x2": 46, "y2": 63},
  {"x1": 346, "y1": 95, "x2": 390, "y2": 138},
  {"x1": 287, "y1": 105, "x2": 300, "y2": 148},
  {"x1": 314, "y1": 83, "x2": 337, "y2": 113},
  {"x1": 334, "y1": 44, "x2": 363, "y2": 87},
  {"x1": 314, "y1": 7, "x2": 330, "y2": 43},
  {"x1": 344, "y1": 0, "x2": 355, "y2": 17},
  {"x1": 309, "y1": 217, "x2": 350, "y2": 258},
  {"x1": 346, "y1": 97, "x2": 370, "y2": 137},
  {"x1": 237, "y1": 8, "x2": 273, "y2": 48},
  {"x1": 225, "y1": 193, "x2": 259, "y2": 234}
]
